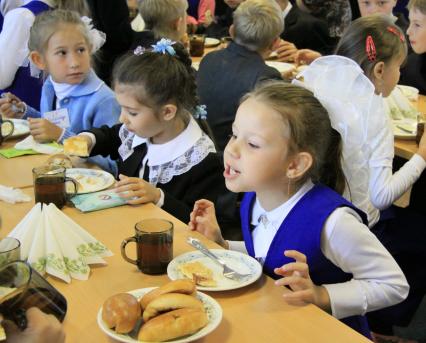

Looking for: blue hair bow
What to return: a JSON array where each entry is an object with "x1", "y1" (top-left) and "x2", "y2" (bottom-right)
[
  {"x1": 151, "y1": 38, "x2": 176, "y2": 56},
  {"x1": 194, "y1": 105, "x2": 207, "y2": 120}
]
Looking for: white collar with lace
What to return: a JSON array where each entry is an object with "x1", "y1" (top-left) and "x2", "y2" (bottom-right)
[{"x1": 119, "y1": 117, "x2": 216, "y2": 185}]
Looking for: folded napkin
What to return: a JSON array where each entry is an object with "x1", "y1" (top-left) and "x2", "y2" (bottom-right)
[
  {"x1": 0, "y1": 184, "x2": 31, "y2": 204},
  {"x1": 70, "y1": 189, "x2": 127, "y2": 212},
  {"x1": 0, "y1": 136, "x2": 62, "y2": 158},
  {"x1": 7, "y1": 203, "x2": 113, "y2": 283}
]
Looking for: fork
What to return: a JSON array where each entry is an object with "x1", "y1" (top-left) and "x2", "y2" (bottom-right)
[{"x1": 187, "y1": 237, "x2": 251, "y2": 281}]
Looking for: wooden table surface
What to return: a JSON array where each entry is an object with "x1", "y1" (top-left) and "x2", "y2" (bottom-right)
[{"x1": 0, "y1": 149, "x2": 370, "y2": 342}]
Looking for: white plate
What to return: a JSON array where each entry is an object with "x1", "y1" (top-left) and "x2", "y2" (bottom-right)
[
  {"x1": 265, "y1": 61, "x2": 295, "y2": 73},
  {"x1": 167, "y1": 249, "x2": 262, "y2": 291},
  {"x1": 1, "y1": 118, "x2": 29, "y2": 138},
  {"x1": 393, "y1": 119, "x2": 417, "y2": 140},
  {"x1": 97, "y1": 287, "x2": 222, "y2": 343},
  {"x1": 66, "y1": 168, "x2": 115, "y2": 194},
  {"x1": 205, "y1": 37, "x2": 220, "y2": 47}
]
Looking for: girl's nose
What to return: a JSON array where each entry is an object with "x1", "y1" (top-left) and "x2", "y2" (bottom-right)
[
  {"x1": 119, "y1": 111, "x2": 128, "y2": 125},
  {"x1": 224, "y1": 137, "x2": 240, "y2": 159}
]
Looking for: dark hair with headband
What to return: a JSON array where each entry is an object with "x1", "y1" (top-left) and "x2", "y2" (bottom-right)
[
  {"x1": 112, "y1": 39, "x2": 215, "y2": 143},
  {"x1": 335, "y1": 15, "x2": 407, "y2": 79}
]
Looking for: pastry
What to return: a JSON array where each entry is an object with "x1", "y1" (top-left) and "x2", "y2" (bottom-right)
[
  {"x1": 178, "y1": 261, "x2": 217, "y2": 287},
  {"x1": 102, "y1": 293, "x2": 141, "y2": 334},
  {"x1": 63, "y1": 136, "x2": 89, "y2": 157}
]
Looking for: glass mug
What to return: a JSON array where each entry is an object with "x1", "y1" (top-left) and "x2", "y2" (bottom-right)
[
  {"x1": 0, "y1": 117, "x2": 14, "y2": 145},
  {"x1": 0, "y1": 237, "x2": 20, "y2": 268},
  {"x1": 121, "y1": 219, "x2": 173, "y2": 275},
  {"x1": 189, "y1": 34, "x2": 205, "y2": 57},
  {"x1": 32, "y1": 165, "x2": 78, "y2": 209},
  {"x1": 0, "y1": 261, "x2": 67, "y2": 330}
]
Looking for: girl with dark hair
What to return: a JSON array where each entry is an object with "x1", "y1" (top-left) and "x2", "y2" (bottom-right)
[
  {"x1": 74, "y1": 39, "x2": 224, "y2": 223},
  {"x1": 189, "y1": 81, "x2": 408, "y2": 339}
]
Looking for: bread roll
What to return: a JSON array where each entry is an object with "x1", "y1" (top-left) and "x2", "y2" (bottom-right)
[
  {"x1": 140, "y1": 279, "x2": 196, "y2": 310},
  {"x1": 143, "y1": 293, "x2": 203, "y2": 322},
  {"x1": 64, "y1": 136, "x2": 89, "y2": 157},
  {"x1": 138, "y1": 308, "x2": 208, "y2": 342},
  {"x1": 102, "y1": 293, "x2": 141, "y2": 334}
]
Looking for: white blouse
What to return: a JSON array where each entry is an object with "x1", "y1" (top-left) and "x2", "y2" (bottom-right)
[{"x1": 229, "y1": 180, "x2": 409, "y2": 319}]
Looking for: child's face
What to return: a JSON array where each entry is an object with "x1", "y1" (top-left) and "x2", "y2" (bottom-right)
[
  {"x1": 115, "y1": 84, "x2": 165, "y2": 140},
  {"x1": 407, "y1": 8, "x2": 426, "y2": 54},
  {"x1": 378, "y1": 52, "x2": 405, "y2": 97},
  {"x1": 225, "y1": 0, "x2": 245, "y2": 9},
  {"x1": 40, "y1": 24, "x2": 91, "y2": 84},
  {"x1": 223, "y1": 98, "x2": 291, "y2": 194},
  {"x1": 358, "y1": 0, "x2": 397, "y2": 17}
]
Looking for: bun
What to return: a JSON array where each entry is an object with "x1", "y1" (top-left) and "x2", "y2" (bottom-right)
[
  {"x1": 140, "y1": 279, "x2": 196, "y2": 310},
  {"x1": 102, "y1": 293, "x2": 141, "y2": 334},
  {"x1": 64, "y1": 136, "x2": 89, "y2": 156},
  {"x1": 138, "y1": 308, "x2": 208, "y2": 342},
  {"x1": 178, "y1": 261, "x2": 216, "y2": 287},
  {"x1": 143, "y1": 293, "x2": 203, "y2": 322},
  {"x1": 46, "y1": 154, "x2": 73, "y2": 169}
]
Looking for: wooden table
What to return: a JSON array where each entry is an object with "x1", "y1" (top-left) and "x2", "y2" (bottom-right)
[
  {"x1": 0, "y1": 190, "x2": 370, "y2": 341},
  {"x1": 394, "y1": 94, "x2": 426, "y2": 160}
]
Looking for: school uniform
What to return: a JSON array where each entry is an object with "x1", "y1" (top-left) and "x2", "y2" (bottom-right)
[
  {"x1": 400, "y1": 53, "x2": 426, "y2": 95},
  {"x1": 299, "y1": 55, "x2": 426, "y2": 334},
  {"x1": 0, "y1": 0, "x2": 52, "y2": 110},
  {"x1": 196, "y1": 42, "x2": 282, "y2": 151},
  {"x1": 86, "y1": 117, "x2": 225, "y2": 223},
  {"x1": 281, "y1": 3, "x2": 337, "y2": 55},
  {"x1": 0, "y1": 0, "x2": 27, "y2": 31},
  {"x1": 229, "y1": 181, "x2": 408, "y2": 338}
]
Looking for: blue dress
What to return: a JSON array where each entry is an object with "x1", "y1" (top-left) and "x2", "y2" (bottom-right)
[
  {"x1": 0, "y1": 1, "x2": 50, "y2": 110},
  {"x1": 240, "y1": 184, "x2": 372, "y2": 338}
]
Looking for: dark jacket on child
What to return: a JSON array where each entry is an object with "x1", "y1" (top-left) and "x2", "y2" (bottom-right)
[
  {"x1": 400, "y1": 53, "x2": 426, "y2": 95},
  {"x1": 281, "y1": 5, "x2": 337, "y2": 55},
  {"x1": 88, "y1": 121, "x2": 225, "y2": 222},
  {"x1": 196, "y1": 42, "x2": 282, "y2": 151}
]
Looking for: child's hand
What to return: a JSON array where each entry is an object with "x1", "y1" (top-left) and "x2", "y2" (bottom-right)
[
  {"x1": 274, "y1": 250, "x2": 331, "y2": 312},
  {"x1": 0, "y1": 93, "x2": 25, "y2": 118},
  {"x1": 2, "y1": 307, "x2": 65, "y2": 343},
  {"x1": 28, "y1": 118, "x2": 63, "y2": 143},
  {"x1": 114, "y1": 174, "x2": 161, "y2": 205},
  {"x1": 276, "y1": 40, "x2": 298, "y2": 63},
  {"x1": 203, "y1": 9, "x2": 213, "y2": 27},
  {"x1": 189, "y1": 199, "x2": 227, "y2": 248},
  {"x1": 294, "y1": 49, "x2": 322, "y2": 66}
]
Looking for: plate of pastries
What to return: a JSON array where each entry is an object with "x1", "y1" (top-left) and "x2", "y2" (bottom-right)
[{"x1": 98, "y1": 279, "x2": 222, "y2": 342}]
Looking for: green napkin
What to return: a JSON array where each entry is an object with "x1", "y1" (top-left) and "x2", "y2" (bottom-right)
[{"x1": 0, "y1": 142, "x2": 62, "y2": 158}]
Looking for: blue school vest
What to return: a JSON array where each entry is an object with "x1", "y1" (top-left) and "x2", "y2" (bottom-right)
[
  {"x1": 240, "y1": 184, "x2": 372, "y2": 338},
  {"x1": 0, "y1": 1, "x2": 50, "y2": 110},
  {"x1": 187, "y1": 0, "x2": 200, "y2": 19}
]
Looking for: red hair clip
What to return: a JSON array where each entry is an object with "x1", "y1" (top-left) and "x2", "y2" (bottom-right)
[
  {"x1": 387, "y1": 26, "x2": 405, "y2": 42},
  {"x1": 366, "y1": 35, "x2": 376, "y2": 62}
]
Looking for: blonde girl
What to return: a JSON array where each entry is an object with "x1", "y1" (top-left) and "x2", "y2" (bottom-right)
[
  {"x1": 189, "y1": 81, "x2": 408, "y2": 339},
  {"x1": 299, "y1": 14, "x2": 426, "y2": 339},
  {"x1": 0, "y1": 9, "x2": 120, "y2": 147},
  {"x1": 0, "y1": 0, "x2": 89, "y2": 110}
]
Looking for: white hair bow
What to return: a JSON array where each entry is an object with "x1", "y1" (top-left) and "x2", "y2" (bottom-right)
[{"x1": 81, "y1": 16, "x2": 106, "y2": 53}]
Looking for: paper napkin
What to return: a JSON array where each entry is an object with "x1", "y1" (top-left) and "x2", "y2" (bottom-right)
[
  {"x1": 15, "y1": 136, "x2": 63, "y2": 154},
  {"x1": 0, "y1": 185, "x2": 31, "y2": 204},
  {"x1": 7, "y1": 203, "x2": 112, "y2": 283},
  {"x1": 70, "y1": 189, "x2": 127, "y2": 212}
]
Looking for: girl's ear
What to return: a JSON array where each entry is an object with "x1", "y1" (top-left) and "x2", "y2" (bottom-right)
[
  {"x1": 372, "y1": 61, "x2": 385, "y2": 82},
  {"x1": 286, "y1": 152, "x2": 313, "y2": 180},
  {"x1": 30, "y1": 51, "x2": 47, "y2": 71},
  {"x1": 160, "y1": 104, "x2": 178, "y2": 121}
]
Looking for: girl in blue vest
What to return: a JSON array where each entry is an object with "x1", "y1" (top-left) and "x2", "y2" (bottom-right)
[
  {"x1": 189, "y1": 82, "x2": 409, "y2": 338},
  {"x1": 0, "y1": 0, "x2": 89, "y2": 110},
  {"x1": 0, "y1": 9, "x2": 119, "y2": 146}
]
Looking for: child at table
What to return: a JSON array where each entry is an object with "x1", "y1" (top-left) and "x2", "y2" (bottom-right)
[
  {"x1": 298, "y1": 15, "x2": 426, "y2": 339},
  {"x1": 197, "y1": 0, "x2": 283, "y2": 151},
  {"x1": 0, "y1": 0, "x2": 90, "y2": 110},
  {"x1": 189, "y1": 81, "x2": 409, "y2": 338},
  {"x1": 76, "y1": 40, "x2": 224, "y2": 223},
  {"x1": 400, "y1": 0, "x2": 426, "y2": 95},
  {"x1": 0, "y1": 9, "x2": 120, "y2": 144}
]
